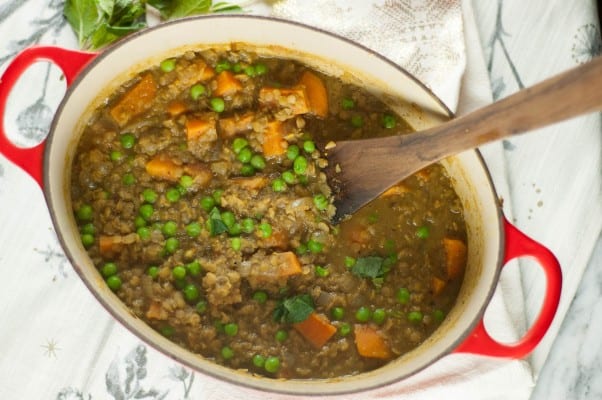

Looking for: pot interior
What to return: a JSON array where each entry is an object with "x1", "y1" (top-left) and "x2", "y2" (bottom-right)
[{"x1": 46, "y1": 15, "x2": 503, "y2": 395}]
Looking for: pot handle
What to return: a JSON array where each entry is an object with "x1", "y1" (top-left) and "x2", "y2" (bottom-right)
[
  {"x1": 0, "y1": 46, "x2": 96, "y2": 188},
  {"x1": 455, "y1": 216, "x2": 562, "y2": 358}
]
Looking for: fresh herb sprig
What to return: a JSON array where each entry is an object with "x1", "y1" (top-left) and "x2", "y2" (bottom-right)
[
  {"x1": 350, "y1": 255, "x2": 397, "y2": 287},
  {"x1": 64, "y1": 0, "x2": 242, "y2": 50},
  {"x1": 273, "y1": 294, "x2": 314, "y2": 324}
]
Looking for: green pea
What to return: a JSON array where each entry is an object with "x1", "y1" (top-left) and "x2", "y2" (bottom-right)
[
  {"x1": 275, "y1": 330, "x2": 288, "y2": 342},
  {"x1": 137, "y1": 226, "x2": 151, "y2": 240},
  {"x1": 134, "y1": 215, "x2": 147, "y2": 229},
  {"x1": 160, "y1": 325, "x2": 174, "y2": 337},
  {"x1": 341, "y1": 98, "x2": 355, "y2": 110},
  {"x1": 162, "y1": 221, "x2": 178, "y2": 237},
  {"x1": 243, "y1": 65, "x2": 256, "y2": 77},
  {"x1": 110, "y1": 150, "x2": 123, "y2": 162},
  {"x1": 183, "y1": 284, "x2": 199, "y2": 302},
  {"x1": 215, "y1": 59, "x2": 231, "y2": 73},
  {"x1": 164, "y1": 237, "x2": 179, "y2": 254},
  {"x1": 339, "y1": 322, "x2": 351, "y2": 336},
  {"x1": 272, "y1": 178, "x2": 286, "y2": 192},
  {"x1": 232, "y1": 62, "x2": 242, "y2": 73},
  {"x1": 160, "y1": 58, "x2": 176, "y2": 72},
  {"x1": 253, "y1": 290, "x2": 268, "y2": 304},
  {"x1": 212, "y1": 189, "x2": 224, "y2": 204},
  {"x1": 408, "y1": 311, "x2": 424, "y2": 323},
  {"x1": 147, "y1": 266, "x2": 159, "y2": 279},
  {"x1": 200, "y1": 195, "x2": 216, "y2": 211},
  {"x1": 122, "y1": 173, "x2": 135, "y2": 186},
  {"x1": 81, "y1": 233, "x2": 94, "y2": 248},
  {"x1": 433, "y1": 309, "x2": 445, "y2": 322},
  {"x1": 186, "y1": 260, "x2": 202, "y2": 276},
  {"x1": 224, "y1": 323, "x2": 238, "y2": 337},
  {"x1": 296, "y1": 243, "x2": 308, "y2": 255},
  {"x1": 286, "y1": 144, "x2": 300, "y2": 160},
  {"x1": 195, "y1": 300, "x2": 207, "y2": 314},
  {"x1": 252, "y1": 354, "x2": 266, "y2": 368},
  {"x1": 120, "y1": 133, "x2": 136, "y2": 149},
  {"x1": 293, "y1": 156, "x2": 308, "y2": 175},
  {"x1": 165, "y1": 188, "x2": 181, "y2": 203},
  {"x1": 416, "y1": 226, "x2": 430, "y2": 239},
  {"x1": 106, "y1": 275, "x2": 122, "y2": 291},
  {"x1": 231, "y1": 237, "x2": 242, "y2": 251},
  {"x1": 259, "y1": 222, "x2": 272, "y2": 238},
  {"x1": 350, "y1": 115, "x2": 364, "y2": 128},
  {"x1": 281, "y1": 170, "x2": 296, "y2": 185},
  {"x1": 76, "y1": 204, "x2": 93, "y2": 221},
  {"x1": 396, "y1": 288, "x2": 411, "y2": 304},
  {"x1": 241, "y1": 218, "x2": 255, "y2": 234},
  {"x1": 221, "y1": 211, "x2": 236, "y2": 228},
  {"x1": 250, "y1": 154, "x2": 266, "y2": 170},
  {"x1": 186, "y1": 222, "x2": 202, "y2": 238},
  {"x1": 382, "y1": 114, "x2": 397, "y2": 129},
  {"x1": 264, "y1": 356, "x2": 280, "y2": 373},
  {"x1": 190, "y1": 84, "x2": 206, "y2": 100},
  {"x1": 331, "y1": 307, "x2": 345, "y2": 320},
  {"x1": 179, "y1": 175, "x2": 194, "y2": 189},
  {"x1": 313, "y1": 194, "x2": 329, "y2": 211},
  {"x1": 303, "y1": 140, "x2": 316, "y2": 153},
  {"x1": 142, "y1": 188, "x2": 158, "y2": 204},
  {"x1": 232, "y1": 137, "x2": 249, "y2": 154},
  {"x1": 139, "y1": 204, "x2": 154, "y2": 221},
  {"x1": 210, "y1": 97, "x2": 225, "y2": 113},
  {"x1": 240, "y1": 164, "x2": 255, "y2": 176},
  {"x1": 81, "y1": 223, "x2": 95, "y2": 235},
  {"x1": 372, "y1": 308, "x2": 386, "y2": 325},
  {"x1": 221, "y1": 346, "x2": 234, "y2": 360},
  {"x1": 307, "y1": 239, "x2": 323, "y2": 253},
  {"x1": 315, "y1": 265, "x2": 329, "y2": 277},
  {"x1": 254, "y1": 63, "x2": 267, "y2": 75},
  {"x1": 344, "y1": 256, "x2": 356, "y2": 268},
  {"x1": 172, "y1": 265, "x2": 187, "y2": 280},
  {"x1": 237, "y1": 147, "x2": 253, "y2": 164},
  {"x1": 355, "y1": 306, "x2": 371, "y2": 322}
]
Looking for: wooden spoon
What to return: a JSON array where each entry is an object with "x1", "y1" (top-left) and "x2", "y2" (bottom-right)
[{"x1": 326, "y1": 56, "x2": 602, "y2": 223}]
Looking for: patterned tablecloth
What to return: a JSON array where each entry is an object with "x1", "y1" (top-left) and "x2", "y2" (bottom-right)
[{"x1": 0, "y1": 1, "x2": 600, "y2": 399}]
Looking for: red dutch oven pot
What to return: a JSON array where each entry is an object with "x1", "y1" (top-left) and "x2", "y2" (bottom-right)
[{"x1": 0, "y1": 15, "x2": 561, "y2": 396}]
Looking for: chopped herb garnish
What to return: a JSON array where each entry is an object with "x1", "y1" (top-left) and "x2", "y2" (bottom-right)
[
  {"x1": 207, "y1": 207, "x2": 228, "y2": 236},
  {"x1": 273, "y1": 294, "x2": 314, "y2": 324},
  {"x1": 351, "y1": 256, "x2": 391, "y2": 287}
]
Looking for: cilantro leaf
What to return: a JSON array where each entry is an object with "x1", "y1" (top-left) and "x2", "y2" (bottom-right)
[
  {"x1": 273, "y1": 294, "x2": 314, "y2": 324},
  {"x1": 207, "y1": 207, "x2": 228, "y2": 236},
  {"x1": 351, "y1": 255, "x2": 396, "y2": 287}
]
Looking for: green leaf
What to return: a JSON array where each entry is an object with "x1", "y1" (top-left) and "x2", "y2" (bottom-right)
[
  {"x1": 64, "y1": 0, "x2": 103, "y2": 48},
  {"x1": 207, "y1": 207, "x2": 228, "y2": 236},
  {"x1": 97, "y1": 0, "x2": 115, "y2": 17},
  {"x1": 273, "y1": 294, "x2": 314, "y2": 324},
  {"x1": 211, "y1": 2, "x2": 242, "y2": 12},
  {"x1": 351, "y1": 256, "x2": 392, "y2": 287}
]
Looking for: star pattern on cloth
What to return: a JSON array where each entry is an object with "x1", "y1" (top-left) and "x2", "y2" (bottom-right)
[{"x1": 41, "y1": 338, "x2": 60, "y2": 358}]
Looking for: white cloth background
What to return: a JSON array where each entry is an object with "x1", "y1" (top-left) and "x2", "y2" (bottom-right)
[{"x1": 0, "y1": 0, "x2": 600, "y2": 399}]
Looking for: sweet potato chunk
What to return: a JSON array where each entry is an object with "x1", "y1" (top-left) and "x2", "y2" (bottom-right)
[
  {"x1": 293, "y1": 312, "x2": 337, "y2": 349},
  {"x1": 186, "y1": 117, "x2": 217, "y2": 141},
  {"x1": 230, "y1": 176, "x2": 269, "y2": 191},
  {"x1": 218, "y1": 112, "x2": 255, "y2": 138},
  {"x1": 354, "y1": 324, "x2": 392, "y2": 359},
  {"x1": 443, "y1": 238, "x2": 467, "y2": 279},
  {"x1": 432, "y1": 276, "x2": 446, "y2": 295},
  {"x1": 297, "y1": 70, "x2": 328, "y2": 118},
  {"x1": 213, "y1": 71, "x2": 243, "y2": 97},
  {"x1": 167, "y1": 100, "x2": 187, "y2": 117},
  {"x1": 110, "y1": 73, "x2": 157, "y2": 126},
  {"x1": 145, "y1": 156, "x2": 184, "y2": 181},
  {"x1": 262, "y1": 120, "x2": 287, "y2": 157}
]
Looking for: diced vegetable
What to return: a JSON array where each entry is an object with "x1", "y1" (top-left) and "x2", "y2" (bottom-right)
[
  {"x1": 293, "y1": 312, "x2": 337, "y2": 349},
  {"x1": 296, "y1": 70, "x2": 329, "y2": 118},
  {"x1": 262, "y1": 121, "x2": 287, "y2": 157},
  {"x1": 145, "y1": 156, "x2": 184, "y2": 181},
  {"x1": 167, "y1": 100, "x2": 187, "y2": 116},
  {"x1": 432, "y1": 276, "x2": 446, "y2": 295},
  {"x1": 146, "y1": 301, "x2": 168, "y2": 320},
  {"x1": 98, "y1": 233, "x2": 136, "y2": 256},
  {"x1": 353, "y1": 324, "x2": 392, "y2": 359},
  {"x1": 229, "y1": 176, "x2": 269, "y2": 191},
  {"x1": 213, "y1": 70, "x2": 243, "y2": 97},
  {"x1": 218, "y1": 112, "x2": 255, "y2": 138},
  {"x1": 443, "y1": 238, "x2": 467, "y2": 279},
  {"x1": 109, "y1": 73, "x2": 157, "y2": 126},
  {"x1": 186, "y1": 117, "x2": 217, "y2": 141}
]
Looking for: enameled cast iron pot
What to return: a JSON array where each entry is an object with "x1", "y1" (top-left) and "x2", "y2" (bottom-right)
[{"x1": 0, "y1": 15, "x2": 562, "y2": 396}]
